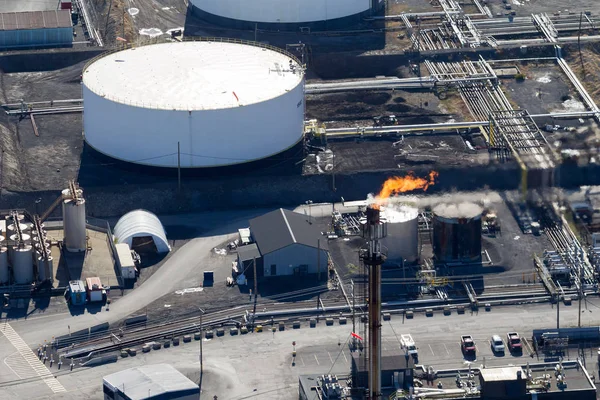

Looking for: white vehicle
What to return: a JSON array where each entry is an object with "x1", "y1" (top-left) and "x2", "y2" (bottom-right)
[
  {"x1": 491, "y1": 335, "x2": 505, "y2": 353},
  {"x1": 400, "y1": 334, "x2": 418, "y2": 360}
]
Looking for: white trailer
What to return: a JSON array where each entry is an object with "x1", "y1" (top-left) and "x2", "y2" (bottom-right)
[
  {"x1": 400, "y1": 334, "x2": 418, "y2": 359},
  {"x1": 115, "y1": 243, "x2": 137, "y2": 280}
]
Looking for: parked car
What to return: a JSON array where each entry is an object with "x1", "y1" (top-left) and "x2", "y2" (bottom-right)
[
  {"x1": 507, "y1": 332, "x2": 523, "y2": 352},
  {"x1": 491, "y1": 335, "x2": 505, "y2": 353},
  {"x1": 461, "y1": 335, "x2": 476, "y2": 355}
]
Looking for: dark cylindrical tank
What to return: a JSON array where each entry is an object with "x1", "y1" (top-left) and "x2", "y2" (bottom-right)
[{"x1": 432, "y1": 203, "x2": 483, "y2": 264}]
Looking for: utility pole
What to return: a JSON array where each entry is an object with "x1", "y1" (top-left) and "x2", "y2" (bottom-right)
[
  {"x1": 578, "y1": 12, "x2": 585, "y2": 72},
  {"x1": 351, "y1": 279, "x2": 356, "y2": 351},
  {"x1": 105, "y1": 0, "x2": 114, "y2": 35},
  {"x1": 556, "y1": 294, "x2": 560, "y2": 329},
  {"x1": 122, "y1": 9, "x2": 125, "y2": 41},
  {"x1": 254, "y1": 23, "x2": 258, "y2": 42},
  {"x1": 317, "y1": 239, "x2": 321, "y2": 282},
  {"x1": 252, "y1": 257, "x2": 258, "y2": 330},
  {"x1": 177, "y1": 142, "x2": 181, "y2": 193},
  {"x1": 199, "y1": 310, "x2": 204, "y2": 391},
  {"x1": 578, "y1": 261, "x2": 583, "y2": 327}
]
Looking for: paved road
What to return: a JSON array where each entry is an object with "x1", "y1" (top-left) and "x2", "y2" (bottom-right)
[
  {"x1": 8, "y1": 209, "x2": 270, "y2": 345},
  {"x1": 1, "y1": 299, "x2": 599, "y2": 399}
]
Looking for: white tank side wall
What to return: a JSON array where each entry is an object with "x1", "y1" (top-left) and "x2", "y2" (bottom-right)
[
  {"x1": 381, "y1": 218, "x2": 419, "y2": 263},
  {"x1": 191, "y1": 0, "x2": 370, "y2": 23},
  {"x1": 63, "y1": 200, "x2": 87, "y2": 252},
  {"x1": 12, "y1": 248, "x2": 33, "y2": 284},
  {"x1": 37, "y1": 257, "x2": 53, "y2": 281},
  {"x1": 83, "y1": 81, "x2": 305, "y2": 168},
  {"x1": 0, "y1": 248, "x2": 8, "y2": 284}
]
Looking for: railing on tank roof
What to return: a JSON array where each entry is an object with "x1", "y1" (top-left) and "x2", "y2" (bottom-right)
[{"x1": 80, "y1": 37, "x2": 304, "y2": 110}]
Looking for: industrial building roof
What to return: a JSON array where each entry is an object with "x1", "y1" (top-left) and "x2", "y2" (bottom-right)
[
  {"x1": 237, "y1": 243, "x2": 261, "y2": 262},
  {"x1": 249, "y1": 208, "x2": 329, "y2": 255},
  {"x1": 68, "y1": 280, "x2": 85, "y2": 293},
  {"x1": 113, "y1": 210, "x2": 171, "y2": 253},
  {"x1": 479, "y1": 366, "x2": 523, "y2": 382},
  {"x1": 82, "y1": 41, "x2": 304, "y2": 111},
  {"x1": 0, "y1": 10, "x2": 72, "y2": 31},
  {"x1": 351, "y1": 350, "x2": 414, "y2": 373},
  {"x1": 103, "y1": 364, "x2": 199, "y2": 400}
]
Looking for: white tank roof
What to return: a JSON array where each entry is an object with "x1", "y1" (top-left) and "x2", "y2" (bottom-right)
[
  {"x1": 382, "y1": 205, "x2": 418, "y2": 223},
  {"x1": 113, "y1": 210, "x2": 171, "y2": 253},
  {"x1": 82, "y1": 41, "x2": 304, "y2": 111}
]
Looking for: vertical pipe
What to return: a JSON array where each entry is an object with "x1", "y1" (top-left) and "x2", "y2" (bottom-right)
[
  {"x1": 369, "y1": 261, "x2": 381, "y2": 399},
  {"x1": 177, "y1": 142, "x2": 181, "y2": 193},
  {"x1": 556, "y1": 296, "x2": 560, "y2": 329},
  {"x1": 317, "y1": 239, "x2": 321, "y2": 282}
]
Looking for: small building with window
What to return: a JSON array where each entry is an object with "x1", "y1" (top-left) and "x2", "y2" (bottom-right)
[{"x1": 247, "y1": 208, "x2": 328, "y2": 278}]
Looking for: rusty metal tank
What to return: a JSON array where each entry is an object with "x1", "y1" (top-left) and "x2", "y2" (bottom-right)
[{"x1": 432, "y1": 203, "x2": 483, "y2": 265}]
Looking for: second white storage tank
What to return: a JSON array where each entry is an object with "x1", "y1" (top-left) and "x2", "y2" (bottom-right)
[
  {"x1": 62, "y1": 187, "x2": 87, "y2": 252},
  {"x1": 11, "y1": 245, "x2": 33, "y2": 284},
  {"x1": 0, "y1": 247, "x2": 8, "y2": 284},
  {"x1": 380, "y1": 205, "x2": 419, "y2": 264}
]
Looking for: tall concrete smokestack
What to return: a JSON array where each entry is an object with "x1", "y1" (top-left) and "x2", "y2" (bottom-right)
[{"x1": 360, "y1": 204, "x2": 387, "y2": 399}]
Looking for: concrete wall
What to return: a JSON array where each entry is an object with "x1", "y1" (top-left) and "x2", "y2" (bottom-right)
[
  {"x1": 0, "y1": 48, "x2": 104, "y2": 72},
  {"x1": 263, "y1": 244, "x2": 328, "y2": 276}
]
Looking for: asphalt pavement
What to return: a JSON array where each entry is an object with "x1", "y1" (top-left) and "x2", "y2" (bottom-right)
[
  {"x1": 7, "y1": 209, "x2": 271, "y2": 345},
  {"x1": 1, "y1": 298, "x2": 599, "y2": 399}
]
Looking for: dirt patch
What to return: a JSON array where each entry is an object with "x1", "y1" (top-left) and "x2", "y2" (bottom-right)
[
  {"x1": 438, "y1": 92, "x2": 473, "y2": 121},
  {"x1": 306, "y1": 90, "x2": 445, "y2": 125},
  {"x1": 385, "y1": 103, "x2": 411, "y2": 113},
  {"x1": 93, "y1": 0, "x2": 136, "y2": 45},
  {"x1": 566, "y1": 43, "x2": 600, "y2": 101}
]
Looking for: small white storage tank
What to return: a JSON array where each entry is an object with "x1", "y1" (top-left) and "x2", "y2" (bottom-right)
[
  {"x1": 380, "y1": 205, "x2": 419, "y2": 264},
  {"x1": 0, "y1": 246, "x2": 8, "y2": 284},
  {"x1": 5, "y1": 214, "x2": 24, "y2": 222},
  {"x1": 9, "y1": 234, "x2": 31, "y2": 263},
  {"x1": 62, "y1": 187, "x2": 87, "y2": 252},
  {"x1": 11, "y1": 245, "x2": 33, "y2": 284},
  {"x1": 7, "y1": 223, "x2": 29, "y2": 233},
  {"x1": 36, "y1": 256, "x2": 53, "y2": 282}
]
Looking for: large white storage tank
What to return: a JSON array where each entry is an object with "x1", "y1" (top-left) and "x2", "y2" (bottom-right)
[
  {"x1": 62, "y1": 187, "x2": 87, "y2": 252},
  {"x1": 82, "y1": 40, "x2": 305, "y2": 168},
  {"x1": 380, "y1": 205, "x2": 419, "y2": 264},
  {"x1": 11, "y1": 245, "x2": 33, "y2": 284},
  {"x1": 189, "y1": 0, "x2": 376, "y2": 30}
]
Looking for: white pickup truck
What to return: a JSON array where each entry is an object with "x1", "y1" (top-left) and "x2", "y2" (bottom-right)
[{"x1": 400, "y1": 334, "x2": 419, "y2": 360}]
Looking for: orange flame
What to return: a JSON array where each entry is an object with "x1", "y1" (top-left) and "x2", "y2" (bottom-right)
[{"x1": 377, "y1": 171, "x2": 439, "y2": 199}]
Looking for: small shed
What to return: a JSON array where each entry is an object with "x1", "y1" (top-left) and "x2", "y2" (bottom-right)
[
  {"x1": 113, "y1": 209, "x2": 171, "y2": 253},
  {"x1": 479, "y1": 366, "x2": 526, "y2": 399},
  {"x1": 115, "y1": 243, "x2": 137, "y2": 280},
  {"x1": 0, "y1": 11, "x2": 73, "y2": 49},
  {"x1": 103, "y1": 364, "x2": 200, "y2": 400},
  {"x1": 85, "y1": 277, "x2": 105, "y2": 303},
  {"x1": 351, "y1": 350, "x2": 414, "y2": 390},
  {"x1": 236, "y1": 243, "x2": 263, "y2": 278},
  {"x1": 238, "y1": 228, "x2": 252, "y2": 246},
  {"x1": 67, "y1": 280, "x2": 86, "y2": 305}
]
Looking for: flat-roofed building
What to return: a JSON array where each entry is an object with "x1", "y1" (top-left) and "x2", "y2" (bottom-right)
[{"x1": 0, "y1": 10, "x2": 72, "y2": 49}]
